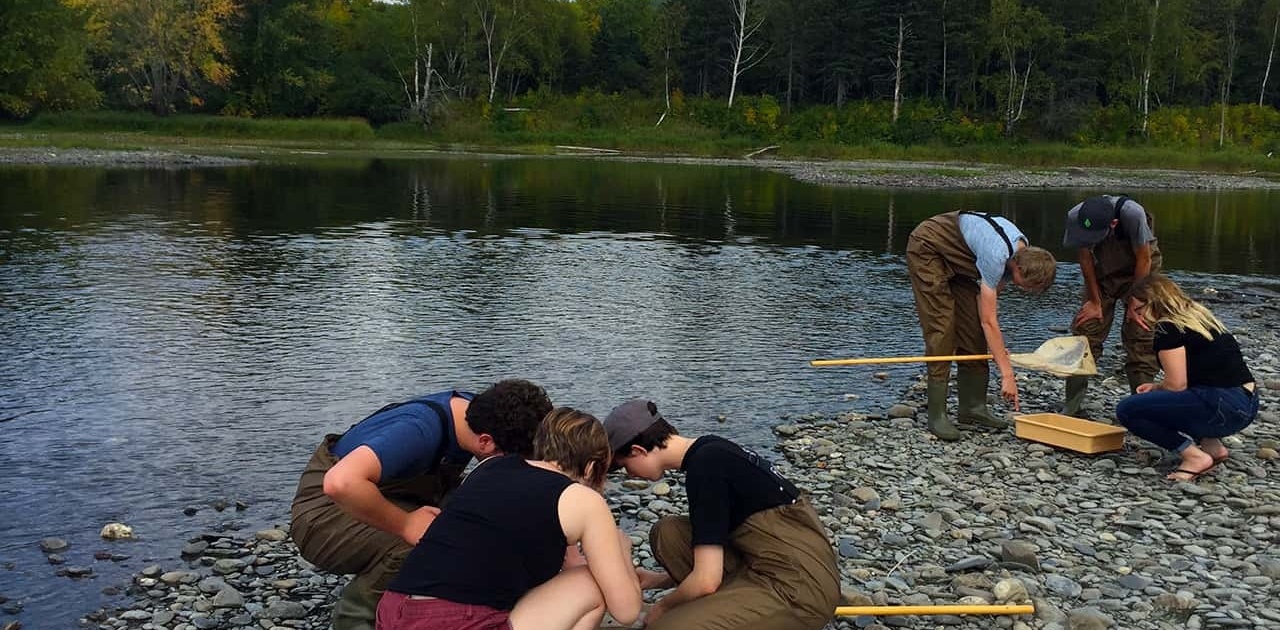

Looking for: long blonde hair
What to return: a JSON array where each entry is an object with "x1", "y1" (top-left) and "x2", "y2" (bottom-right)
[
  {"x1": 532, "y1": 407, "x2": 611, "y2": 490},
  {"x1": 1131, "y1": 274, "x2": 1226, "y2": 340}
]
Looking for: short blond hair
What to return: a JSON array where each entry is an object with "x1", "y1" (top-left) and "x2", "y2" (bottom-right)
[{"x1": 1012, "y1": 246, "x2": 1057, "y2": 292}]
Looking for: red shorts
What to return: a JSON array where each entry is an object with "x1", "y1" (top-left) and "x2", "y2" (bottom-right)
[{"x1": 377, "y1": 592, "x2": 513, "y2": 630}]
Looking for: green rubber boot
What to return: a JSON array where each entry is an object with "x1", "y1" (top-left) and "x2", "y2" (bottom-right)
[
  {"x1": 957, "y1": 369, "x2": 1008, "y2": 428},
  {"x1": 926, "y1": 379, "x2": 961, "y2": 441},
  {"x1": 1062, "y1": 375, "x2": 1090, "y2": 419},
  {"x1": 332, "y1": 576, "x2": 378, "y2": 630}
]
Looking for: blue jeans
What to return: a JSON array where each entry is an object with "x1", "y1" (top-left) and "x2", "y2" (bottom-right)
[{"x1": 1115, "y1": 385, "x2": 1258, "y2": 452}]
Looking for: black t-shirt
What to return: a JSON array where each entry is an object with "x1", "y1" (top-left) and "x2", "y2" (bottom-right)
[
  {"x1": 1153, "y1": 322, "x2": 1254, "y2": 389},
  {"x1": 387, "y1": 455, "x2": 573, "y2": 610},
  {"x1": 682, "y1": 436, "x2": 800, "y2": 547}
]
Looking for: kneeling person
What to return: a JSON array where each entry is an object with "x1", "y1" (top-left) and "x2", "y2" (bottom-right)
[{"x1": 605, "y1": 399, "x2": 839, "y2": 630}]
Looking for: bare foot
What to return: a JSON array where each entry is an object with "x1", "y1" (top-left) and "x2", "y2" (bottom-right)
[
  {"x1": 1199, "y1": 438, "x2": 1229, "y2": 462},
  {"x1": 1167, "y1": 446, "x2": 1216, "y2": 482}
]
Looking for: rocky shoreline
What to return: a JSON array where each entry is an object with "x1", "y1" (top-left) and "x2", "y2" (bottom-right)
[
  {"x1": 2, "y1": 145, "x2": 1278, "y2": 189},
  {"x1": 0, "y1": 148, "x2": 253, "y2": 168},
  {"x1": 17, "y1": 296, "x2": 1277, "y2": 630}
]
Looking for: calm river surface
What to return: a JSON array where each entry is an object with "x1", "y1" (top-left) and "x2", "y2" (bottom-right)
[{"x1": 2, "y1": 155, "x2": 1279, "y2": 625}]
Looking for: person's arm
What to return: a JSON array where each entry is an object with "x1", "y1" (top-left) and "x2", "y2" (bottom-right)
[
  {"x1": 1125, "y1": 244, "x2": 1154, "y2": 330},
  {"x1": 323, "y1": 446, "x2": 440, "y2": 546},
  {"x1": 647, "y1": 545, "x2": 724, "y2": 624},
  {"x1": 978, "y1": 284, "x2": 1019, "y2": 411},
  {"x1": 563, "y1": 485, "x2": 643, "y2": 625},
  {"x1": 1074, "y1": 248, "x2": 1104, "y2": 328},
  {"x1": 1143, "y1": 347, "x2": 1187, "y2": 392}
]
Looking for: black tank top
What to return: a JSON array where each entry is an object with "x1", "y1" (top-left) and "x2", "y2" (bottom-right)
[{"x1": 387, "y1": 455, "x2": 574, "y2": 610}]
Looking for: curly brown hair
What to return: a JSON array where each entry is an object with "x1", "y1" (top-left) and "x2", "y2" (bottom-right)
[{"x1": 467, "y1": 379, "x2": 553, "y2": 457}]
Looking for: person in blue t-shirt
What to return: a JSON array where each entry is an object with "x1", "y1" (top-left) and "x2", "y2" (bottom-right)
[
  {"x1": 290, "y1": 379, "x2": 553, "y2": 630},
  {"x1": 907, "y1": 211, "x2": 1058, "y2": 441}
]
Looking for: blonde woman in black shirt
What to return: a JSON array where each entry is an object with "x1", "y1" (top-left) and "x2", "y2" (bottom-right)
[{"x1": 1115, "y1": 274, "x2": 1258, "y2": 482}]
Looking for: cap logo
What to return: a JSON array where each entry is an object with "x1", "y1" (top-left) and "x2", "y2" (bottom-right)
[{"x1": 1083, "y1": 218, "x2": 1092, "y2": 228}]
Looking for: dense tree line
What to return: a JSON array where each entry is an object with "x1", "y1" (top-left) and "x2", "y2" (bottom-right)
[{"x1": 3, "y1": 0, "x2": 1280, "y2": 144}]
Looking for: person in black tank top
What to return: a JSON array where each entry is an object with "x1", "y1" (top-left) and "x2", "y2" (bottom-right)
[
  {"x1": 1115, "y1": 275, "x2": 1258, "y2": 482},
  {"x1": 604, "y1": 399, "x2": 840, "y2": 630},
  {"x1": 376, "y1": 408, "x2": 643, "y2": 630}
]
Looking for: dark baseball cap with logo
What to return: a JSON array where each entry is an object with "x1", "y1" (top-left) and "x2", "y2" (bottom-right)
[{"x1": 1063, "y1": 195, "x2": 1119, "y2": 247}]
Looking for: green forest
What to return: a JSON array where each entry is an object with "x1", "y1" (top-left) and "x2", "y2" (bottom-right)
[{"x1": 3, "y1": 0, "x2": 1280, "y2": 159}]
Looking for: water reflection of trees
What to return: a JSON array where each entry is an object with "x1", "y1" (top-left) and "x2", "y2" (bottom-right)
[{"x1": 6, "y1": 161, "x2": 1279, "y2": 277}]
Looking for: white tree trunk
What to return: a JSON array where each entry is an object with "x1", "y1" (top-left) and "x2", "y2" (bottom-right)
[
  {"x1": 892, "y1": 15, "x2": 904, "y2": 123},
  {"x1": 1261, "y1": 6, "x2": 1279, "y2": 105},
  {"x1": 1220, "y1": 13, "x2": 1237, "y2": 146},
  {"x1": 476, "y1": 0, "x2": 519, "y2": 104},
  {"x1": 726, "y1": 0, "x2": 766, "y2": 108},
  {"x1": 1140, "y1": 0, "x2": 1160, "y2": 135},
  {"x1": 941, "y1": 0, "x2": 948, "y2": 105}
]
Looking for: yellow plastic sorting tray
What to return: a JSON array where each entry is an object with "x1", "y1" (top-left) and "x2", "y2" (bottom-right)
[{"x1": 1014, "y1": 413, "x2": 1127, "y2": 454}]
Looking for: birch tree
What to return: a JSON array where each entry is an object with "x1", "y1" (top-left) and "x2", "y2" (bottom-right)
[
  {"x1": 1218, "y1": 0, "x2": 1241, "y2": 147},
  {"x1": 1139, "y1": 0, "x2": 1160, "y2": 134},
  {"x1": 644, "y1": 0, "x2": 687, "y2": 124},
  {"x1": 1262, "y1": 0, "x2": 1280, "y2": 105},
  {"x1": 988, "y1": 0, "x2": 1059, "y2": 135},
  {"x1": 891, "y1": 14, "x2": 906, "y2": 122},
  {"x1": 474, "y1": 0, "x2": 530, "y2": 103},
  {"x1": 726, "y1": 0, "x2": 767, "y2": 108}
]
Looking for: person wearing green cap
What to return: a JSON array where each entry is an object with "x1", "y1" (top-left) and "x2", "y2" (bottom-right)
[{"x1": 1061, "y1": 195, "x2": 1162, "y2": 417}]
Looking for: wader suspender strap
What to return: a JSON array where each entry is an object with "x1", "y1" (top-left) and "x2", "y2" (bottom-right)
[
  {"x1": 418, "y1": 399, "x2": 452, "y2": 473},
  {"x1": 341, "y1": 397, "x2": 454, "y2": 473},
  {"x1": 958, "y1": 211, "x2": 1014, "y2": 257},
  {"x1": 1112, "y1": 195, "x2": 1131, "y2": 240}
]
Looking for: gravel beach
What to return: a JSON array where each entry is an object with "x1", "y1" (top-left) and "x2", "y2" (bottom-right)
[
  {"x1": 53, "y1": 291, "x2": 1279, "y2": 630},
  {"x1": 2, "y1": 145, "x2": 1278, "y2": 189}
]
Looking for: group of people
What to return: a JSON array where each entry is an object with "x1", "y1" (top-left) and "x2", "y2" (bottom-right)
[
  {"x1": 291, "y1": 381, "x2": 838, "y2": 630},
  {"x1": 909, "y1": 195, "x2": 1258, "y2": 481},
  {"x1": 288, "y1": 194, "x2": 1260, "y2": 630}
]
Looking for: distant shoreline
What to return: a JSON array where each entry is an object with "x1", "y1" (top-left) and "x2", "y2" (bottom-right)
[{"x1": 3, "y1": 144, "x2": 1279, "y2": 191}]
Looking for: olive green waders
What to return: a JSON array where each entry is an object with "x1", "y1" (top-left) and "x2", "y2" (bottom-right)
[
  {"x1": 1065, "y1": 211, "x2": 1163, "y2": 417},
  {"x1": 290, "y1": 435, "x2": 463, "y2": 630},
  {"x1": 906, "y1": 212, "x2": 1007, "y2": 441},
  {"x1": 647, "y1": 497, "x2": 839, "y2": 630}
]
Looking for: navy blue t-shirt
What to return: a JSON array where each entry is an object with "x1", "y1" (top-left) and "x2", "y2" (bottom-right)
[{"x1": 332, "y1": 390, "x2": 475, "y2": 482}]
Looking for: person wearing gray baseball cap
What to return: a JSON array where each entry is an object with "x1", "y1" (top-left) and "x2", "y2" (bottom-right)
[
  {"x1": 1061, "y1": 195, "x2": 1162, "y2": 417},
  {"x1": 603, "y1": 399, "x2": 839, "y2": 630}
]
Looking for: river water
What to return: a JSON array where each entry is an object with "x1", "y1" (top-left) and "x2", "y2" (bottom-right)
[{"x1": 1, "y1": 155, "x2": 1278, "y2": 626}]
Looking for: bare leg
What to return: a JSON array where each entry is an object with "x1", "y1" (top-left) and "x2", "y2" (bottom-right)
[
  {"x1": 509, "y1": 566, "x2": 606, "y2": 630},
  {"x1": 1199, "y1": 438, "x2": 1229, "y2": 461}
]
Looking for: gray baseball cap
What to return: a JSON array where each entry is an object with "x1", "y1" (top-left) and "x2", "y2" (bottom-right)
[{"x1": 603, "y1": 398, "x2": 664, "y2": 453}]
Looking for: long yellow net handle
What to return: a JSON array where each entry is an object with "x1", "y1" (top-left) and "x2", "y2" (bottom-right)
[
  {"x1": 810, "y1": 354, "x2": 992, "y2": 367},
  {"x1": 835, "y1": 604, "x2": 1035, "y2": 616}
]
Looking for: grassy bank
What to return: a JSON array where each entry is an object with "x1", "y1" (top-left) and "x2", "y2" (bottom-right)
[{"x1": 2, "y1": 110, "x2": 1278, "y2": 174}]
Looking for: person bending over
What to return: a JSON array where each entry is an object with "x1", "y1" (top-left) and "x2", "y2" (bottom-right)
[
  {"x1": 907, "y1": 211, "x2": 1057, "y2": 440},
  {"x1": 605, "y1": 399, "x2": 839, "y2": 630},
  {"x1": 290, "y1": 379, "x2": 553, "y2": 630}
]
